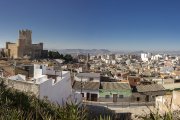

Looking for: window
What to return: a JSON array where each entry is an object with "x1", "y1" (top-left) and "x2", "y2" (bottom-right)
[
  {"x1": 152, "y1": 96, "x2": 156, "y2": 99},
  {"x1": 119, "y1": 95, "x2": 124, "y2": 98},
  {"x1": 105, "y1": 95, "x2": 110, "y2": 98},
  {"x1": 137, "y1": 97, "x2": 140, "y2": 101},
  {"x1": 89, "y1": 77, "x2": 94, "y2": 81},
  {"x1": 81, "y1": 93, "x2": 84, "y2": 97}
]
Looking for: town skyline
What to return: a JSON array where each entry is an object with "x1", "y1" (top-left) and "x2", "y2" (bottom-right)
[{"x1": 0, "y1": 0, "x2": 180, "y2": 51}]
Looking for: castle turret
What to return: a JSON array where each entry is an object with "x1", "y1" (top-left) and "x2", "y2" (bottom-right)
[
  {"x1": 18, "y1": 29, "x2": 32, "y2": 46},
  {"x1": 5, "y1": 29, "x2": 45, "y2": 59}
]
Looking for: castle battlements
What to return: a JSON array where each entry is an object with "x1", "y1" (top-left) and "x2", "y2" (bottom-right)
[{"x1": 3, "y1": 29, "x2": 47, "y2": 59}]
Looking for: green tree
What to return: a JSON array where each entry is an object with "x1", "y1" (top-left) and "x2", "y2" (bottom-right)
[
  {"x1": 48, "y1": 51, "x2": 61, "y2": 59},
  {"x1": 64, "y1": 54, "x2": 73, "y2": 63}
]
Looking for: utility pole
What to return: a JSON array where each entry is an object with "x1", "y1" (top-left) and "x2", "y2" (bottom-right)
[
  {"x1": 81, "y1": 77, "x2": 82, "y2": 95},
  {"x1": 61, "y1": 64, "x2": 62, "y2": 79},
  {"x1": 13, "y1": 60, "x2": 16, "y2": 75},
  {"x1": 80, "y1": 76, "x2": 83, "y2": 120}
]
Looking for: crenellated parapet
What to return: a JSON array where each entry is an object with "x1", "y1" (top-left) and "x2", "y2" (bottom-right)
[
  {"x1": 4, "y1": 29, "x2": 46, "y2": 59},
  {"x1": 18, "y1": 29, "x2": 32, "y2": 45}
]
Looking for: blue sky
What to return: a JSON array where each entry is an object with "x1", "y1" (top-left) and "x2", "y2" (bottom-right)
[{"x1": 0, "y1": 0, "x2": 180, "y2": 51}]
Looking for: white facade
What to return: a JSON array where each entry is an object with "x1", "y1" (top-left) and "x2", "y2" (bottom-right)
[
  {"x1": 151, "y1": 54, "x2": 162, "y2": 61},
  {"x1": 90, "y1": 55, "x2": 96, "y2": 60},
  {"x1": 75, "y1": 90, "x2": 99, "y2": 99},
  {"x1": 74, "y1": 76, "x2": 100, "y2": 82},
  {"x1": 7, "y1": 64, "x2": 81, "y2": 106},
  {"x1": 8, "y1": 74, "x2": 26, "y2": 81},
  {"x1": 74, "y1": 73, "x2": 100, "y2": 82},
  {"x1": 75, "y1": 67, "x2": 83, "y2": 73},
  {"x1": 39, "y1": 72, "x2": 74, "y2": 105},
  {"x1": 141, "y1": 53, "x2": 149, "y2": 62},
  {"x1": 105, "y1": 59, "x2": 110, "y2": 64},
  {"x1": 111, "y1": 60, "x2": 116, "y2": 65},
  {"x1": 104, "y1": 59, "x2": 116, "y2": 65},
  {"x1": 101, "y1": 55, "x2": 107, "y2": 61},
  {"x1": 156, "y1": 91, "x2": 180, "y2": 112}
]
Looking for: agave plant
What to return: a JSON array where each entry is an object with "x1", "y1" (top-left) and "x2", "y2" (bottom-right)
[{"x1": 98, "y1": 115, "x2": 112, "y2": 120}]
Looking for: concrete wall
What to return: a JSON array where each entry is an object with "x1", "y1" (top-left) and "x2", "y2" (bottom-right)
[
  {"x1": 39, "y1": 72, "x2": 73, "y2": 105},
  {"x1": 98, "y1": 97, "x2": 131, "y2": 102},
  {"x1": 133, "y1": 91, "x2": 165, "y2": 102},
  {"x1": 7, "y1": 43, "x2": 18, "y2": 58},
  {"x1": 172, "y1": 91, "x2": 180, "y2": 110},
  {"x1": 31, "y1": 43, "x2": 43, "y2": 58},
  {"x1": 156, "y1": 95, "x2": 171, "y2": 112},
  {"x1": 76, "y1": 90, "x2": 99, "y2": 98},
  {"x1": 34, "y1": 75, "x2": 48, "y2": 84},
  {"x1": 4, "y1": 78, "x2": 39, "y2": 97},
  {"x1": 34, "y1": 64, "x2": 43, "y2": 78}
]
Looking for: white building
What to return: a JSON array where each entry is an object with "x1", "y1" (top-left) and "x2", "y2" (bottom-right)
[
  {"x1": 151, "y1": 54, "x2": 162, "y2": 61},
  {"x1": 73, "y1": 81, "x2": 99, "y2": 101},
  {"x1": 141, "y1": 53, "x2": 152, "y2": 62},
  {"x1": 105, "y1": 59, "x2": 111, "y2": 64},
  {"x1": 74, "y1": 73, "x2": 100, "y2": 82},
  {"x1": 6, "y1": 64, "x2": 81, "y2": 106},
  {"x1": 141, "y1": 53, "x2": 148, "y2": 62},
  {"x1": 111, "y1": 60, "x2": 116, "y2": 65},
  {"x1": 73, "y1": 72, "x2": 100, "y2": 101}
]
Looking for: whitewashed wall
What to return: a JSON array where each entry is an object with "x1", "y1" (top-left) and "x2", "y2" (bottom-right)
[
  {"x1": 74, "y1": 76, "x2": 100, "y2": 82},
  {"x1": 39, "y1": 72, "x2": 79, "y2": 105}
]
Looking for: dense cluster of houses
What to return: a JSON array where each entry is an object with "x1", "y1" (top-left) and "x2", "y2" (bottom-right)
[
  {"x1": 0, "y1": 63, "x2": 81, "y2": 106},
  {"x1": 0, "y1": 52, "x2": 180, "y2": 112},
  {"x1": 71, "y1": 52, "x2": 180, "y2": 111},
  {"x1": 72, "y1": 72, "x2": 166, "y2": 103}
]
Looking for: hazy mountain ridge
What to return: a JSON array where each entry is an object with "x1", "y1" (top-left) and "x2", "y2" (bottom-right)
[
  {"x1": 50, "y1": 49, "x2": 111, "y2": 55},
  {"x1": 42, "y1": 48, "x2": 180, "y2": 56}
]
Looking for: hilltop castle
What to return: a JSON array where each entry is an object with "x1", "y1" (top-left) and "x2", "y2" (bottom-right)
[{"x1": 3, "y1": 29, "x2": 47, "y2": 59}]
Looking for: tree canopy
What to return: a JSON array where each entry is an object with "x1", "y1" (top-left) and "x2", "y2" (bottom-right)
[{"x1": 48, "y1": 51, "x2": 74, "y2": 63}]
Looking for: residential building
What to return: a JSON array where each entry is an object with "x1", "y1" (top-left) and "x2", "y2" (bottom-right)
[
  {"x1": 74, "y1": 73, "x2": 100, "y2": 82},
  {"x1": 132, "y1": 84, "x2": 165, "y2": 102},
  {"x1": 99, "y1": 82, "x2": 132, "y2": 102},
  {"x1": 4, "y1": 64, "x2": 81, "y2": 105},
  {"x1": 73, "y1": 81, "x2": 100, "y2": 101}
]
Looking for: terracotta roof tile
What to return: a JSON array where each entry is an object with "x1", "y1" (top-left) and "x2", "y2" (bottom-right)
[{"x1": 137, "y1": 84, "x2": 165, "y2": 92}]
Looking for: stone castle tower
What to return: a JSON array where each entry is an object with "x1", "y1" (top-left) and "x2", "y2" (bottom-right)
[
  {"x1": 5, "y1": 29, "x2": 45, "y2": 59},
  {"x1": 18, "y1": 30, "x2": 32, "y2": 46}
]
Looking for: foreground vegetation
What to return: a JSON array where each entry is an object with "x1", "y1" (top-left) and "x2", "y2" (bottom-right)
[
  {"x1": 0, "y1": 80, "x2": 87, "y2": 120},
  {"x1": 136, "y1": 99, "x2": 180, "y2": 120},
  {"x1": 136, "y1": 108, "x2": 180, "y2": 120},
  {"x1": 0, "y1": 79, "x2": 114, "y2": 120},
  {"x1": 48, "y1": 51, "x2": 74, "y2": 63},
  {"x1": 0, "y1": 78, "x2": 180, "y2": 120}
]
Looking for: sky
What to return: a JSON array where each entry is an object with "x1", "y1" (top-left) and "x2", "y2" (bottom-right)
[{"x1": 0, "y1": 0, "x2": 180, "y2": 51}]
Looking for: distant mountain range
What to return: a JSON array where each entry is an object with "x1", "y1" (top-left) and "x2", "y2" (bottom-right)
[
  {"x1": 48, "y1": 49, "x2": 111, "y2": 55},
  {"x1": 45, "y1": 48, "x2": 180, "y2": 56}
]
